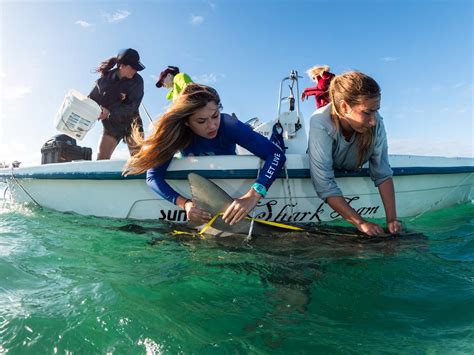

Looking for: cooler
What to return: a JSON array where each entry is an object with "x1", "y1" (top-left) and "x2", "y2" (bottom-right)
[{"x1": 41, "y1": 135, "x2": 93, "y2": 164}]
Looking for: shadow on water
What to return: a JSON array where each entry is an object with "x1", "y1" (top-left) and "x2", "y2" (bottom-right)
[
  {"x1": 1, "y1": 197, "x2": 470, "y2": 352},
  {"x1": 116, "y1": 222, "x2": 429, "y2": 348},
  {"x1": 117, "y1": 222, "x2": 428, "y2": 282},
  {"x1": 127, "y1": 223, "x2": 429, "y2": 258}
]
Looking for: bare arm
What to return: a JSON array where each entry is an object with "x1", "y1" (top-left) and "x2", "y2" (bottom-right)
[
  {"x1": 378, "y1": 178, "x2": 403, "y2": 234},
  {"x1": 326, "y1": 196, "x2": 384, "y2": 236}
]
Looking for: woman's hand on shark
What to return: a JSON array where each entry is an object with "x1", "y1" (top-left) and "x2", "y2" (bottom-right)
[
  {"x1": 387, "y1": 219, "x2": 403, "y2": 234},
  {"x1": 223, "y1": 189, "x2": 262, "y2": 225},
  {"x1": 184, "y1": 201, "x2": 212, "y2": 223},
  {"x1": 356, "y1": 221, "x2": 384, "y2": 236}
]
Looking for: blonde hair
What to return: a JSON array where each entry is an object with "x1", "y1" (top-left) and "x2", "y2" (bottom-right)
[
  {"x1": 123, "y1": 84, "x2": 221, "y2": 175},
  {"x1": 306, "y1": 65, "x2": 330, "y2": 81},
  {"x1": 329, "y1": 71, "x2": 381, "y2": 167}
]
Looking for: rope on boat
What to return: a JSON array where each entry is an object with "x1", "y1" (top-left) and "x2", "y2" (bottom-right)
[
  {"x1": 2, "y1": 183, "x2": 11, "y2": 209},
  {"x1": 245, "y1": 210, "x2": 256, "y2": 243},
  {"x1": 408, "y1": 172, "x2": 473, "y2": 222},
  {"x1": 245, "y1": 159, "x2": 263, "y2": 241},
  {"x1": 3, "y1": 184, "x2": 9, "y2": 200},
  {"x1": 284, "y1": 165, "x2": 295, "y2": 217},
  {"x1": 140, "y1": 103, "x2": 154, "y2": 124},
  {"x1": 9, "y1": 167, "x2": 42, "y2": 207},
  {"x1": 274, "y1": 72, "x2": 301, "y2": 218}
]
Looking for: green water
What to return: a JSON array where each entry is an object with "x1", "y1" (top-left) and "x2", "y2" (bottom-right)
[{"x1": 1, "y1": 196, "x2": 473, "y2": 354}]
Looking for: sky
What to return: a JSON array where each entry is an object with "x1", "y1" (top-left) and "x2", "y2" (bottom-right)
[{"x1": 0, "y1": 0, "x2": 472, "y2": 166}]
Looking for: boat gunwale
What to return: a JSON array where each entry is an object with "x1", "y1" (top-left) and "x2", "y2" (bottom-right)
[{"x1": 1, "y1": 166, "x2": 473, "y2": 180}]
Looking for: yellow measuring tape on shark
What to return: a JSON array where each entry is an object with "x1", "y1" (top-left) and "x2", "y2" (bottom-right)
[{"x1": 173, "y1": 212, "x2": 303, "y2": 238}]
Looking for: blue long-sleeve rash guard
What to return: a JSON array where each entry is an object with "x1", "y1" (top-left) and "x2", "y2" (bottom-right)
[{"x1": 146, "y1": 113, "x2": 286, "y2": 204}]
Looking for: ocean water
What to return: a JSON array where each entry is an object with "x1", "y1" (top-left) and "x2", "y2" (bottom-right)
[{"x1": 1, "y1": 189, "x2": 473, "y2": 353}]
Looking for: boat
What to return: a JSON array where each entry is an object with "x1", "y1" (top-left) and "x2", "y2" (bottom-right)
[{"x1": 1, "y1": 71, "x2": 473, "y2": 224}]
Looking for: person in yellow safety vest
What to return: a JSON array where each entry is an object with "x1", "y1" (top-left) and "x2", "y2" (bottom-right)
[{"x1": 155, "y1": 66, "x2": 193, "y2": 101}]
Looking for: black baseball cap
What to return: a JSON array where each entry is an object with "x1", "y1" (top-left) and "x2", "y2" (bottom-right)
[{"x1": 117, "y1": 48, "x2": 145, "y2": 71}]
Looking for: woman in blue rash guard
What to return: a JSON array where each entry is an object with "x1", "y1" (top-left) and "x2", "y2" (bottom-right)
[{"x1": 124, "y1": 83, "x2": 286, "y2": 225}]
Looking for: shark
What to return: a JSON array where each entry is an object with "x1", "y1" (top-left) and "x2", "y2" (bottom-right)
[
  {"x1": 184, "y1": 172, "x2": 424, "y2": 243},
  {"x1": 118, "y1": 172, "x2": 426, "y2": 253},
  {"x1": 116, "y1": 173, "x2": 428, "y2": 341},
  {"x1": 186, "y1": 172, "x2": 289, "y2": 237}
]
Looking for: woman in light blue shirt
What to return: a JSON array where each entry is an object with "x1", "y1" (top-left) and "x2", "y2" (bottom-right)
[{"x1": 308, "y1": 71, "x2": 402, "y2": 236}]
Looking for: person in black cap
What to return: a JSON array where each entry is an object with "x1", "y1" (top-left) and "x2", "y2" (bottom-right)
[
  {"x1": 155, "y1": 66, "x2": 193, "y2": 101},
  {"x1": 88, "y1": 48, "x2": 146, "y2": 160}
]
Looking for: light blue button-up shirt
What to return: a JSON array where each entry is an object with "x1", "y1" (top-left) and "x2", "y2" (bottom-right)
[{"x1": 308, "y1": 104, "x2": 393, "y2": 200}]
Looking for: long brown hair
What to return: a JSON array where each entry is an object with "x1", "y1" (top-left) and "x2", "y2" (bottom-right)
[
  {"x1": 95, "y1": 57, "x2": 119, "y2": 77},
  {"x1": 123, "y1": 84, "x2": 221, "y2": 175},
  {"x1": 329, "y1": 71, "x2": 381, "y2": 167}
]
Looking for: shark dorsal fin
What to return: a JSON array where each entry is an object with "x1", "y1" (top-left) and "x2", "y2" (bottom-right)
[
  {"x1": 187, "y1": 172, "x2": 283, "y2": 236},
  {"x1": 188, "y1": 172, "x2": 234, "y2": 215}
]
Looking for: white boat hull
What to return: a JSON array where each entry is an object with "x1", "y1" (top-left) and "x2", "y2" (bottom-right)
[{"x1": 1, "y1": 154, "x2": 473, "y2": 224}]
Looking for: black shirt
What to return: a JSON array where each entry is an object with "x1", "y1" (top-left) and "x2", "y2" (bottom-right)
[{"x1": 88, "y1": 69, "x2": 144, "y2": 123}]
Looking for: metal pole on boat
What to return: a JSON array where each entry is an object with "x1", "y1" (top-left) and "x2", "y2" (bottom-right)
[{"x1": 290, "y1": 70, "x2": 302, "y2": 119}]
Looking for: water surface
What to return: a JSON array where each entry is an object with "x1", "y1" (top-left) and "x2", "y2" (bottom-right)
[{"x1": 1, "y1": 194, "x2": 473, "y2": 353}]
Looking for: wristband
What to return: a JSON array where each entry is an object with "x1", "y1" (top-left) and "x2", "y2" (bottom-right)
[{"x1": 251, "y1": 183, "x2": 267, "y2": 197}]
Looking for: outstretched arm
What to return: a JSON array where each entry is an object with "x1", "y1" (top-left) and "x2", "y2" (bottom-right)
[
  {"x1": 308, "y1": 118, "x2": 385, "y2": 236},
  {"x1": 378, "y1": 178, "x2": 403, "y2": 234},
  {"x1": 326, "y1": 196, "x2": 385, "y2": 236},
  {"x1": 301, "y1": 87, "x2": 318, "y2": 101},
  {"x1": 147, "y1": 162, "x2": 211, "y2": 224},
  {"x1": 222, "y1": 188, "x2": 262, "y2": 225},
  {"x1": 369, "y1": 118, "x2": 401, "y2": 234},
  {"x1": 221, "y1": 115, "x2": 286, "y2": 225}
]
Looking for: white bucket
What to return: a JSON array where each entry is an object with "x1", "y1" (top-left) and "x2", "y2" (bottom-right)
[{"x1": 54, "y1": 89, "x2": 101, "y2": 140}]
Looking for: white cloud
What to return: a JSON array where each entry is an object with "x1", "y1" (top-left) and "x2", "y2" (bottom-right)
[
  {"x1": 382, "y1": 57, "x2": 399, "y2": 62},
  {"x1": 190, "y1": 14, "x2": 204, "y2": 25},
  {"x1": 193, "y1": 73, "x2": 225, "y2": 84},
  {"x1": 75, "y1": 20, "x2": 93, "y2": 28},
  {"x1": 3, "y1": 86, "x2": 32, "y2": 100},
  {"x1": 104, "y1": 10, "x2": 131, "y2": 23}
]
